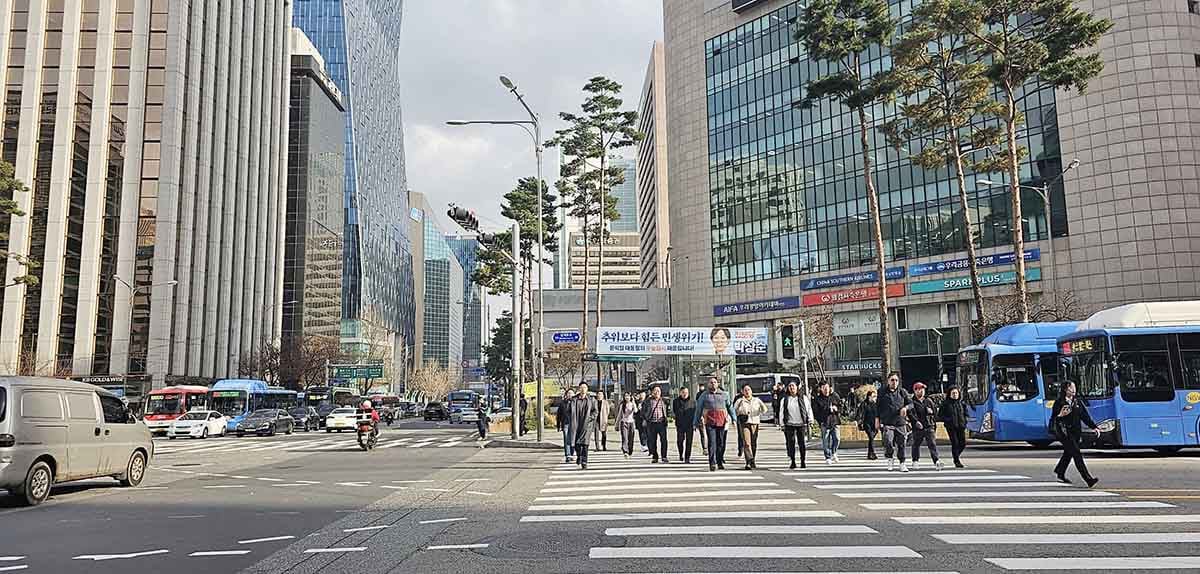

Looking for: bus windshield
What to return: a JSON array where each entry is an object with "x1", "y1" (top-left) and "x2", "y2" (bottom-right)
[
  {"x1": 992, "y1": 354, "x2": 1038, "y2": 402},
  {"x1": 1063, "y1": 350, "x2": 1110, "y2": 398},
  {"x1": 210, "y1": 391, "x2": 248, "y2": 417},
  {"x1": 958, "y1": 349, "x2": 988, "y2": 405},
  {"x1": 146, "y1": 393, "x2": 183, "y2": 415}
]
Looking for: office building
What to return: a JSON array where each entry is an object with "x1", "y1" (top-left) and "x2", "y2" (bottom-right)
[
  {"x1": 663, "y1": 0, "x2": 1200, "y2": 388},
  {"x1": 447, "y1": 236, "x2": 484, "y2": 380},
  {"x1": 608, "y1": 155, "x2": 638, "y2": 233},
  {"x1": 282, "y1": 29, "x2": 345, "y2": 357},
  {"x1": 566, "y1": 231, "x2": 642, "y2": 290},
  {"x1": 637, "y1": 41, "x2": 671, "y2": 289},
  {"x1": 293, "y1": 0, "x2": 415, "y2": 370},
  {"x1": 422, "y1": 216, "x2": 463, "y2": 378},
  {"x1": 0, "y1": 1, "x2": 290, "y2": 396}
]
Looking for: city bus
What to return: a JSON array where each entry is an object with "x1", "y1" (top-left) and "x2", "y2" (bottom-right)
[
  {"x1": 303, "y1": 386, "x2": 356, "y2": 408},
  {"x1": 958, "y1": 322, "x2": 1079, "y2": 447},
  {"x1": 447, "y1": 390, "x2": 480, "y2": 412},
  {"x1": 1057, "y1": 302, "x2": 1200, "y2": 453},
  {"x1": 208, "y1": 379, "x2": 301, "y2": 432},
  {"x1": 142, "y1": 385, "x2": 212, "y2": 436}
]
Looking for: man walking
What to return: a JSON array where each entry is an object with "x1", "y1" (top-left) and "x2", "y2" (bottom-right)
[
  {"x1": 672, "y1": 387, "x2": 697, "y2": 464},
  {"x1": 593, "y1": 391, "x2": 611, "y2": 451},
  {"x1": 640, "y1": 386, "x2": 670, "y2": 463},
  {"x1": 779, "y1": 381, "x2": 809, "y2": 469},
  {"x1": 633, "y1": 390, "x2": 648, "y2": 454},
  {"x1": 771, "y1": 381, "x2": 785, "y2": 426},
  {"x1": 812, "y1": 381, "x2": 842, "y2": 464},
  {"x1": 519, "y1": 394, "x2": 529, "y2": 436},
  {"x1": 877, "y1": 372, "x2": 913, "y2": 472},
  {"x1": 733, "y1": 384, "x2": 768, "y2": 469},
  {"x1": 908, "y1": 382, "x2": 942, "y2": 470},
  {"x1": 566, "y1": 383, "x2": 598, "y2": 470},
  {"x1": 556, "y1": 389, "x2": 575, "y2": 463},
  {"x1": 695, "y1": 376, "x2": 736, "y2": 471}
]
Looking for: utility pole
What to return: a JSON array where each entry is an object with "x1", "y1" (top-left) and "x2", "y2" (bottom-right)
[{"x1": 510, "y1": 223, "x2": 522, "y2": 440}]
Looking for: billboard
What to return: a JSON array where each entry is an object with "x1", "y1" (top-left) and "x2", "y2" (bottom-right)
[
  {"x1": 801, "y1": 283, "x2": 907, "y2": 306},
  {"x1": 909, "y1": 268, "x2": 1041, "y2": 294},
  {"x1": 714, "y1": 296, "x2": 801, "y2": 317},
  {"x1": 596, "y1": 327, "x2": 769, "y2": 356},
  {"x1": 800, "y1": 267, "x2": 905, "y2": 291},
  {"x1": 908, "y1": 248, "x2": 1040, "y2": 277}
]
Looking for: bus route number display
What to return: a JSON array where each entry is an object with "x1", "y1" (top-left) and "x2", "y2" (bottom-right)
[
  {"x1": 1061, "y1": 338, "x2": 1103, "y2": 355},
  {"x1": 959, "y1": 350, "x2": 983, "y2": 365}
]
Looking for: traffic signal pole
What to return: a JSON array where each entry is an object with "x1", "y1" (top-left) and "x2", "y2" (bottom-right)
[{"x1": 510, "y1": 223, "x2": 522, "y2": 440}]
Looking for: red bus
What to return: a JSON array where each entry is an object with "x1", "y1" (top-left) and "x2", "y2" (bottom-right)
[{"x1": 143, "y1": 385, "x2": 211, "y2": 435}]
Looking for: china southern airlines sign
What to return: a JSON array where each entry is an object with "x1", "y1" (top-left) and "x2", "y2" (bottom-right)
[{"x1": 732, "y1": 0, "x2": 769, "y2": 12}]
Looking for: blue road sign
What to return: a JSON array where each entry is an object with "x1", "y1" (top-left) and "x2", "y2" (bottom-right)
[{"x1": 553, "y1": 331, "x2": 582, "y2": 344}]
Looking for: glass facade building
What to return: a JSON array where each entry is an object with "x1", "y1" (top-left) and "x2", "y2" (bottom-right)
[
  {"x1": 446, "y1": 236, "x2": 484, "y2": 375},
  {"x1": 608, "y1": 156, "x2": 639, "y2": 234},
  {"x1": 422, "y1": 219, "x2": 463, "y2": 376},
  {"x1": 293, "y1": 0, "x2": 414, "y2": 358},
  {"x1": 704, "y1": 0, "x2": 1065, "y2": 288}
]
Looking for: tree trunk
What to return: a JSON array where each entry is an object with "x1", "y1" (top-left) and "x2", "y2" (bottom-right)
[
  {"x1": 858, "y1": 107, "x2": 891, "y2": 378},
  {"x1": 580, "y1": 200, "x2": 591, "y2": 352},
  {"x1": 595, "y1": 153, "x2": 607, "y2": 336},
  {"x1": 950, "y1": 134, "x2": 988, "y2": 337},
  {"x1": 1004, "y1": 81, "x2": 1030, "y2": 323}
]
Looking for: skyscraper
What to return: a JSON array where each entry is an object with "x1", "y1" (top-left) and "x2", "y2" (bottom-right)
[
  {"x1": 422, "y1": 218, "x2": 463, "y2": 379},
  {"x1": 0, "y1": 1, "x2": 291, "y2": 396},
  {"x1": 637, "y1": 41, "x2": 671, "y2": 289},
  {"x1": 447, "y1": 236, "x2": 484, "y2": 379},
  {"x1": 293, "y1": 0, "x2": 414, "y2": 368},
  {"x1": 608, "y1": 155, "x2": 639, "y2": 233}
]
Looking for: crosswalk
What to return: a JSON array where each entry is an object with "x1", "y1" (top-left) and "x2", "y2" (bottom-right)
[
  {"x1": 516, "y1": 444, "x2": 1200, "y2": 572},
  {"x1": 152, "y1": 433, "x2": 482, "y2": 456}
]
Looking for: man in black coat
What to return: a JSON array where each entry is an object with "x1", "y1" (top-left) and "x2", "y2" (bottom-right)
[
  {"x1": 671, "y1": 387, "x2": 697, "y2": 463},
  {"x1": 1050, "y1": 381, "x2": 1100, "y2": 487},
  {"x1": 565, "y1": 383, "x2": 598, "y2": 469},
  {"x1": 876, "y1": 372, "x2": 913, "y2": 472}
]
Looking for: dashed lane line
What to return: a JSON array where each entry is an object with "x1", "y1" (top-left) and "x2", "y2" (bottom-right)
[
  {"x1": 303, "y1": 548, "x2": 367, "y2": 554},
  {"x1": 464, "y1": 491, "x2": 493, "y2": 496},
  {"x1": 0, "y1": 565, "x2": 28, "y2": 572},
  {"x1": 189, "y1": 550, "x2": 252, "y2": 557},
  {"x1": 419, "y1": 517, "x2": 468, "y2": 525},
  {"x1": 427, "y1": 544, "x2": 489, "y2": 550},
  {"x1": 343, "y1": 525, "x2": 391, "y2": 533},
  {"x1": 238, "y1": 536, "x2": 296, "y2": 544},
  {"x1": 72, "y1": 549, "x2": 170, "y2": 561}
]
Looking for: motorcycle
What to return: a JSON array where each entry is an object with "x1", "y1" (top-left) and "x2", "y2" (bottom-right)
[{"x1": 357, "y1": 419, "x2": 378, "y2": 451}]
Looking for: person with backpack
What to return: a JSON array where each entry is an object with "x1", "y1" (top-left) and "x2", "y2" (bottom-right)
[
  {"x1": 778, "y1": 381, "x2": 810, "y2": 469},
  {"x1": 908, "y1": 382, "x2": 942, "y2": 470},
  {"x1": 877, "y1": 371, "x2": 913, "y2": 472},
  {"x1": 857, "y1": 389, "x2": 880, "y2": 460},
  {"x1": 695, "y1": 376, "x2": 735, "y2": 471},
  {"x1": 1050, "y1": 381, "x2": 1101, "y2": 488},
  {"x1": 939, "y1": 385, "x2": 969, "y2": 468},
  {"x1": 811, "y1": 381, "x2": 842, "y2": 465}
]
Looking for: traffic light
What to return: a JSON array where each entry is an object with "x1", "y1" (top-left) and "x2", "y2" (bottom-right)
[
  {"x1": 781, "y1": 325, "x2": 796, "y2": 360},
  {"x1": 477, "y1": 232, "x2": 498, "y2": 247},
  {"x1": 447, "y1": 205, "x2": 479, "y2": 231}
]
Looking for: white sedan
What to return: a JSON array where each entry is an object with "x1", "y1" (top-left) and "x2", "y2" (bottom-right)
[
  {"x1": 325, "y1": 407, "x2": 358, "y2": 432},
  {"x1": 168, "y1": 410, "x2": 228, "y2": 439}
]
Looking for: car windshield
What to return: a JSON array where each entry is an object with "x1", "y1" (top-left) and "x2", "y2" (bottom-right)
[
  {"x1": 249, "y1": 409, "x2": 276, "y2": 418},
  {"x1": 178, "y1": 412, "x2": 207, "y2": 421},
  {"x1": 289, "y1": 408, "x2": 308, "y2": 417},
  {"x1": 146, "y1": 394, "x2": 183, "y2": 415}
]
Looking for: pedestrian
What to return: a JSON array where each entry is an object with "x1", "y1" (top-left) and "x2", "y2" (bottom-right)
[
  {"x1": 617, "y1": 392, "x2": 637, "y2": 459},
  {"x1": 593, "y1": 391, "x2": 611, "y2": 451},
  {"x1": 877, "y1": 371, "x2": 913, "y2": 472},
  {"x1": 565, "y1": 383, "x2": 598, "y2": 470},
  {"x1": 640, "y1": 386, "x2": 670, "y2": 463},
  {"x1": 939, "y1": 385, "x2": 969, "y2": 468},
  {"x1": 908, "y1": 382, "x2": 942, "y2": 470},
  {"x1": 857, "y1": 389, "x2": 880, "y2": 460},
  {"x1": 733, "y1": 384, "x2": 767, "y2": 469},
  {"x1": 519, "y1": 394, "x2": 529, "y2": 436},
  {"x1": 672, "y1": 387, "x2": 697, "y2": 464},
  {"x1": 475, "y1": 405, "x2": 490, "y2": 446},
  {"x1": 779, "y1": 381, "x2": 809, "y2": 469},
  {"x1": 556, "y1": 389, "x2": 575, "y2": 463},
  {"x1": 771, "y1": 381, "x2": 785, "y2": 426},
  {"x1": 695, "y1": 376, "x2": 733, "y2": 471},
  {"x1": 633, "y1": 390, "x2": 648, "y2": 454},
  {"x1": 1049, "y1": 381, "x2": 1100, "y2": 487},
  {"x1": 811, "y1": 381, "x2": 842, "y2": 465}
]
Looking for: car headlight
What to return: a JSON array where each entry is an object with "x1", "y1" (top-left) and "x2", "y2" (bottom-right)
[
  {"x1": 1096, "y1": 419, "x2": 1117, "y2": 433},
  {"x1": 981, "y1": 411, "x2": 994, "y2": 434}
]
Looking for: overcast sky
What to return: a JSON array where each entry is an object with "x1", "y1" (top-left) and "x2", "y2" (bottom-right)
[{"x1": 399, "y1": 0, "x2": 663, "y2": 237}]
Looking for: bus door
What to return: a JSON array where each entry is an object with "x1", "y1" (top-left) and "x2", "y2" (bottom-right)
[
  {"x1": 958, "y1": 349, "x2": 990, "y2": 437},
  {"x1": 991, "y1": 354, "x2": 1042, "y2": 440},
  {"x1": 1111, "y1": 334, "x2": 1181, "y2": 447},
  {"x1": 1177, "y1": 335, "x2": 1200, "y2": 445}
]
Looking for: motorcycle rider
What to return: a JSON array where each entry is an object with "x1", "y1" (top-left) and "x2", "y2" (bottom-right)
[{"x1": 359, "y1": 399, "x2": 381, "y2": 438}]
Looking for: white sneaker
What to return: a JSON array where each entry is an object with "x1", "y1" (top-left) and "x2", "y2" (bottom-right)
[
  {"x1": 935, "y1": 461, "x2": 944, "y2": 471},
  {"x1": 911, "y1": 461, "x2": 919, "y2": 470},
  {"x1": 887, "y1": 458, "x2": 895, "y2": 471},
  {"x1": 900, "y1": 463, "x2": 910, "y2": 473},
  {"x1": 825, "y1": 458, "x2": 832, "y2": 466},
  {"x1": 832, "y1": 454, "x2": 840, "y2": 463}
]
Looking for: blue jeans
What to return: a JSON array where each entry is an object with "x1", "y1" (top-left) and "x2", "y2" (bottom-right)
[
  {"x1": 562, "y1": 429, "x2": 574, "y2": 459},
  {"x1": 820, "y1": 425, "x2": 840, "y2": 460},
  {"x1": 705, "y1": 425, "x2": 727, "y2": 467}
]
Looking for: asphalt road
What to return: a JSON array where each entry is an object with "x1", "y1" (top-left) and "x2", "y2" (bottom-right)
[{"x1": 3, "y1": 424, "x2": 1199, "y2": 574}]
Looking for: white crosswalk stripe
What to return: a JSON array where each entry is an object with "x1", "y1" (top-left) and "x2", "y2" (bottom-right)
[{"x1": 151, "y1": 433, "x2": 476, "y2": 455}]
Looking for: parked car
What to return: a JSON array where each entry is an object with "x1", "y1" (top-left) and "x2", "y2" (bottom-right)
[
  {"x1": 168, "y1": 410, "x2": 228, "y2": 439},
  {"x1": 1, "y1": 377, "x2": 153, "y2": 506},
  {"x1": 491, "y1": 407, "x2": 512, "y2": 420},
  {"x1": 423, "y1": 402, "x2": 449, "y2": 421},
  {"x1": 455, "y1": 408, "x2": 480, "y2": 425},
  {"x1": 403, "y1": 402, "x2": 422, "y2": 418},
  {"x1": 325, "y1": 407, "x2": 358, "y2": 432},
  {"x1": 314, "y1": 404, "x2": 338, "y2": 428},
  {"x1": 288, "y1": 407, "x2": 320, "y2": 432},
  {"x1": 235, "y1": 409, "x2": 294, "y2": 437}
]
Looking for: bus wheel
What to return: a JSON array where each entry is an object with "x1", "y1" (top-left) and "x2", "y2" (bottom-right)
[
  {"x1": 1155, "y1": 446, "x2": 1183, "y2": 455},
  {"x1": 1028, "y1": 440, "x2": 1053, "y2": 448}
]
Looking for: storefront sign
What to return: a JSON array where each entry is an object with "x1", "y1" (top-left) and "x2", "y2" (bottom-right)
[
  {"x1": 801, "y1": 283, "x2": 907, "y2": 306},
  {"x1": 596, "y1": 327, "x2": 769, "y2": 356},
  {"x1": 909, "y1": 268, "x2": 1041, "y2": 295},
  {"x1": 832, "y1": 310, "x2": 881, "y2": 336},
  {"x1": 836, "y1": 359, "x2": 882, "y2": 372},
  {"x1": 908, "y1": 248, "x2": 1041, "y2": 277},
  {"x1": 801, "y1": 267, "x2": 905, "y2": 291},
  {"x1": 714, "y1": 296, "x2": 801, "y2": 317}
]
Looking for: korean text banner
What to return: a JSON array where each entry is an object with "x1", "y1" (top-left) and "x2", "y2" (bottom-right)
[{"x1": 596, "y1": 327, "x2": 769, "y2": 356}]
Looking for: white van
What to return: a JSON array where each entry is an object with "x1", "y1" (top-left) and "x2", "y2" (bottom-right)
[{"x1": 0, "y1": 377, "x2": 153, "y2": 506}]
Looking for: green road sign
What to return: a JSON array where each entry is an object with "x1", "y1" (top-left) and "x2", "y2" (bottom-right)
[{"x1": 330, "y1": 364, "x2": 385, "y2": 379}]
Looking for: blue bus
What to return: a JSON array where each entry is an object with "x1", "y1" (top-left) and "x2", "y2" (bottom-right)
[
  {"x1": 958, "y1": 322, "x2": 1080, "y2": 446},
  {"x1": 1058, "y1": 302, "x2": 1200, "y2": 453},
  {"x1": 208, "y1": 379, "x2": 301, "y2": 432}
]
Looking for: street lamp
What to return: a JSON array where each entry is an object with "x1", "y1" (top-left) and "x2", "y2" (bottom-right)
[
  {"x1": 445, "y1": 74, "x2": 546, "y2": 442},
  {"x1": 112, "y1": 275, "x2": 178, "y2": 303},
  {"x1": 977, "y1": 158, "x2": 1080, "y2": 296}
]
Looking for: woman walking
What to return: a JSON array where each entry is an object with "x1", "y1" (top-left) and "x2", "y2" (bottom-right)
[
  {"x1": 857, "y1": 390, "x2": 879, "y2": 460},
  {"x1": 1050, "y1": 381, "x2": 1101, "y2": 487},
  {"x1": 939, "y1": 386, "x2": 969, "y2": 468},
  {"x1": 733, "y1": 384, "x2": 768, "y2": 469},
  {"x1": 779, "y1": 381, "x2": 809, "y2": 469},
  {"x1": 593, "y1": 391, "x2": 611, "y2": 452},
  {"x1": 618, "y1": 392, "x2": 637, "y2": 459}
]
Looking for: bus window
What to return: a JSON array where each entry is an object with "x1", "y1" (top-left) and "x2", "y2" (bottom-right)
[
  {"x1": 210, "y1": 391, "x2": 247, "y2": 418},
  {"x1": 1040, "y1": 355, "x2": 1063, "y2": 399},
  {"x1": 145, "y1": 393, "x2": 182, "y2": 416},
  {"x1": 1182, "y1": 351, "x2": 1200, "y2": 390},
  {"x1": 1065, "y1": 350, "x2": 1111, "y2": 398},
  {"x1": 993, "y1": 354, "x2": 1037, "y2": 402},
  {"x1": 1112, "y1": 335, "x2": 1175, "y2": 402},
  {"x1": 958, "y1": 350, "x2": 988, "y2": 405}
]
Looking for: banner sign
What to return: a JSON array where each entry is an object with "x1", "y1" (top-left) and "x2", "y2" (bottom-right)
[
  {"x1": 909, "y1": 249, "x2": 1040, "y2": 277},
  {"x1": 801, "y1": 267, "x2": 905, "y2": 291},
  {"x1": 802, "y1": 283, "x2": 906, "y2": 306},
  {"x1": 714, "y1": 296, "x2": 801, "y2": 317},
  {"x1": 909, "y1": 268, "x2": 1041, "y2": 295},
  {"x1": 596, "y1": 327, "x2": 769, "y2": 356}
]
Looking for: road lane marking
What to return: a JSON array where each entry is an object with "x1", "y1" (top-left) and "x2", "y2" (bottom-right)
[
  {"x1": 381, "y1": 486, "x2": 410, "y2": 490},
  {"x1": 547, "y1": 475, "x2": 766, "y2": 487},
  {"x1": 782, "y1": 469, "x2": 995, "y2": 475},
  {"x1": 238, "y1": 536, "x2": 296, "y2": 544},
  {"x1": 937, "y1": 532, "x2": 1200, "y2": 545},
  {"x1": 303, "y1": 548, "x2": 367, "y2": 554},
  {"x1": 816, "y1": 481, "x2": 1065, "y2": 490},
  {"x1": 189, "y1": 550, "x2": 252, "y2": 557},
  {"x1": 202, "y1": 485, "x2": 247, "y2": 489},
  {"x1": 454, "y1": 478, "x2": 490, "y2": 482},
  {"x1": 528, "y1": 499, "x2": 816, "y2": 512},
  {"x1": 836, "y1": 490, "x2": 1117, "y2": 499},
  {"x1": 343, "y1": 525, "x2": 391, "y2": 533},
  {"x1": 1129, "y1": 495, "x2": 1200, "y2": 500},
  {"x1": 73, "y1": 549, "x2": 170, "y2": 561},
  {"x1": 605, "y1": 525, "x2": 877, "y2": 536},
  {"x1": 985, "y1": 557, "x2": 1200, "y2": 570},
  {"x1": 0, "y1": 566, "x2": 28, "y2": 572},
  {"x1": 465, "y1": 491, "x2": 493, "y2": 496},
  {"x1": 168, "y1": 515, "x2": 206, "y2": 519},
  {"x1": 392, "y1": 480, "x2": 435, "y2": 483},
  {"x1": 336, "y1": 482, "x2": 371, "y2": 487},
  {"x1": 427, "y1": 544, "x2": 489, "y2": 550},
  {"x1": 549, "y1": 470, "x2": 753, "y2": 479},
  {"x1": 535, "y1": 488, "x2": 795, "y2": 502},
  {"x1": 894, "y1": 514, "x2": 1200, "y2": 525},
  {"x1": 438, "y1": 441, "x2": 462, "y2": 447},
  {"x1": 231, "y1": 475, "x2": 250, "y2": 479},
  {"x1": 419, "y1": 517, "x2": 468, "y2": 525},
  {"x1": 294, "y1": 480, "x2": 321, "y2": 484},
  {"x1": 542, "y1": 481, "x2": 776, "y2": 493},
  {"x1": 255, "y1": 477, "x2": 284, "y2": 482},
  {"x1": 862, "y1": 501, "x2": 1171, "y2": 510},
  {"x1": 423, "y1": 488, "x2": 452, "y2": 492},
  {"x1": 794, "y1": 474, "x2": 1025, "y2": 483},
  {"x1": 0, "y1": 558, "x2": 24, "y2": 562},
  {"x1": 272, "y1": 484, "x2": 309, "y2": 488},
  {"x1": 589, "y1": 546, "x2": 921, "y2": 559}
]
